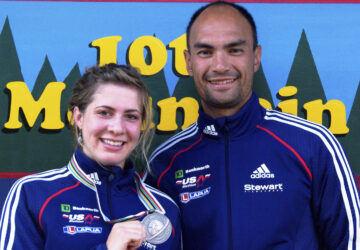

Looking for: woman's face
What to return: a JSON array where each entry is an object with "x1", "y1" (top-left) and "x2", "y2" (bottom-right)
[{"x1": 73, "y1": 83, "x2": 142, "y2": 168}]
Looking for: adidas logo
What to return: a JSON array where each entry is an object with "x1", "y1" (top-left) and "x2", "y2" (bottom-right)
[
  {"x1": 251, "y1": 164, "x2": 274, "y2": 179},
  {"x1": 203, "y1": 125, "x2": 218, "y2": 136},
  {"x1": 87, "y1": 172, "x2": 102, "y2": 185}
]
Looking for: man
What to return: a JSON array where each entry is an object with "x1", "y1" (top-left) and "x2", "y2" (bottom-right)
[{"x1": 145, "y1": 2, "x2": 360, "y2": 249}]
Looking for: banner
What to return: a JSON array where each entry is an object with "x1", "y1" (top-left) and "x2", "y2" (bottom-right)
[{"x1": 0, "y1": 1, "x2": 359, "y2": 206}]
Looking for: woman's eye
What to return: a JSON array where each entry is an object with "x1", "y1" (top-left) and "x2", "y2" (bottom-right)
[
  {"x1": 127, "y1": 114, "x2": 140, "y2": 120},
  {"x1": 97, "y1": 110, "x2": 110, "y2": 117}
]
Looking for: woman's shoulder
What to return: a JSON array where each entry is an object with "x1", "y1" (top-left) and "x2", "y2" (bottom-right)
[
  {"x1": 2, "y1": 166, "x2": 76, "y2": 219},
  {"x1": 11, "y1": 166, "x2": 73, "y2": 194}
]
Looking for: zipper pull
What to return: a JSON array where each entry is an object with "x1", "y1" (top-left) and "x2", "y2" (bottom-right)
[
  {"x1": 108, "y1": 173, "x2": 114, "y2": 182},
  {"x1": 223, "y1": 124, "x2": 230, "y2": 134}
]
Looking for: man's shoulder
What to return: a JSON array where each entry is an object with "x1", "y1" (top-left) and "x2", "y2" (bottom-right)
[
  {"x1": 261, "y1": 109, "x2": 330, "y2": 139},
  {"x1": 149, "y1": 122, "x2": 201, "y2": 163},
  {"x1": 143, "y1": 182, "x2": 179, "y2": 211},
  {"x1": 144, "y1": 122, "x2": 200, "y2": 186},
  {"x1": 259, "y1": 109, "x2": 338, "y2": 157}
]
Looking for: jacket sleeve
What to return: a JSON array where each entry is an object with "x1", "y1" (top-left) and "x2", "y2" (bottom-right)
[
  {"x1": 311, "y1": 134, "x2": 360, "y2": 250},
  {"x1": 0, "y1": 179, "x2": 44, "y2": 249},
  {"x1": 143, "y1": 168, "x2": 159, "y2": 189},
  {"x1": 143, "y1": 154, "x2": 164, "y2": 190},
  {"x1": 90, "y1": 243, "x2": 107, "y2": 250}
]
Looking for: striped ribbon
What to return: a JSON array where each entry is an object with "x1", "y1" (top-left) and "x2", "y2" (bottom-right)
[{"x1": 67, "y1": 154, "x2": 164, "y2": 224}]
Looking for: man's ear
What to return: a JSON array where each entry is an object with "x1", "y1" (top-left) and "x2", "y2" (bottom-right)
[
  {"x1": 72, "y1": 106, "x2": 83, "y2": 130},
  {"x1": 254, "y1": 45, "x2": 262, "y2": 73},
  {"x1": 184, "y1": 50, "x2": 193, "y2": 76}
]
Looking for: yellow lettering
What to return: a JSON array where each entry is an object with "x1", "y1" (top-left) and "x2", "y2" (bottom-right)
[
  {"x1": 67, "y1": 110, "x2": 73, "y2": 125},
  {"x1": 277, "y1": 86, "x2": 298, "y2": 116},
  {"x1": 157, "y1": 97, "x2": 199, "y2": 131},
  {"x1": 90, "y1": 36, "x2": 122, "y2": 66},
  {"x1": 140, "y1": 97, "x2": 155, "y2": 130},
  {"x1": 128, "y1": 36, "x2": 167, "y2": 75},
  {"x1": 5, "y1": 81, "x2": 66, "y2": 129},
  {"x1": 303, "y1": 99, "x2": 349, "y2": 134},
  {"x1": 149, "y1": 97, "x2": 155, "y2": 129},
  {"x1": 259, "y1": 98, "x2": 272, "y2": 109},
  {"x1": 168, "y1": 34, "x2": 188, "y2": 76}
]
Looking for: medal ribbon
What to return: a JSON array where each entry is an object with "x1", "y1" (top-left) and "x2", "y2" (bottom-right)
[{"x1": 67, "y1": 154, "x2": 165, "y2": 224}]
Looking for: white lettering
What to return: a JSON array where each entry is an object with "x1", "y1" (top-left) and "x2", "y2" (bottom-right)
[
  {"x1": 73, "y1": 206, "x2": 99, "y2": 212},
  {"x1": 250, "y1": 173, "x2": 275, "y2": 179},
  {"x1": 244, "y1": 183, "x2": 284, "y2": 192},
  {"x1": 185, "y1": 164, "x2": 210, "y2": 174},
  {"x1": 142, "y1": 242, "x2": 157, "y2": 250}
]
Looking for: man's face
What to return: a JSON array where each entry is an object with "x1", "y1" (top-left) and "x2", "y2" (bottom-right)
[{"x1": 185, "y1": 5, "x2": 261, "y2": 118}]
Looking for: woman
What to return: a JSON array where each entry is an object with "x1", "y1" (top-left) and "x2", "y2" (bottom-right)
[{"x1": 0, "y1": 64, "x2": 181, "y2": 250}]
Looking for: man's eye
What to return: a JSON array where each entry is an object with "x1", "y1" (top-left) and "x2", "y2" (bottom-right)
[
  {"x1": 198, "y1": 50, "x2": 212, "y2": 56},
  {"x1": 229, "y1": 48, "x2": 243, "y2": 54}
]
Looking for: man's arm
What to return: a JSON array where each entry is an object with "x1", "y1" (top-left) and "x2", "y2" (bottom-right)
[{"x1": 312, "y1": 135, "x2": 360, "y2": 249}]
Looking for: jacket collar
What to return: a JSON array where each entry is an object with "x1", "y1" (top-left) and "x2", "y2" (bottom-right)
[
  {"x1": 74, "y1": 147, "x2": 135, "y2": 189},
  {"x1": 198, "y1": 93, "x2": 265, "y2": 139}
]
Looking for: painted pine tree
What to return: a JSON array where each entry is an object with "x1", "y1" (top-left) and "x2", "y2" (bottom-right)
[
  {"x1": 286, "y1": 30, "x2": 329, "y2": 127},
  {"x1": 0, "y1": 18, "x2": 28, "y2": 172},
  {"x1": 253, "y1": 63, "x2": 274, "y2": 108},
  {"x1": 140, "y1": 47, "x2": 172, "y2": 157},
  {"x1": 339, "y1": 82, "x2": 360, "y2": 174}
]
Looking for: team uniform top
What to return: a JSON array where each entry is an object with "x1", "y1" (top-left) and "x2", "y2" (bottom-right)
[
  {"x1": 0, "y1": 148, "x2": 181, "y2": 250},
  {"x1": 145, "y1": 93, "x2": 360, "y2": 250}
]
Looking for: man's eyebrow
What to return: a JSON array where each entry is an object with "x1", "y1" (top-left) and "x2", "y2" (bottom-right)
[
  {"x1": 193, "y1": 42, "x2": 214, "y2": 49},
  {"x1": 224, "y1": 40, "x2": 247, "y2": 48},
  {"x1": 193, "y1": 40, "x2": 247, "y2": 50}
]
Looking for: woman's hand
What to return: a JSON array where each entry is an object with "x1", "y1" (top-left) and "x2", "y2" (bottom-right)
[{"x1": 106, "y1": 221, "x2": 146, "y2": 250}]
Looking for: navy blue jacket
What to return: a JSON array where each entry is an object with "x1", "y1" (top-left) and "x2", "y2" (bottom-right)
[
  {"x1": 0, "y1": 148, "x2": 181, "y2": 250},
  {"x1": 145, "y1": 93, "x2": 360, "y2": 250}
]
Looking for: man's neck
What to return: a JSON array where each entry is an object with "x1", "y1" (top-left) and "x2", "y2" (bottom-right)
[
  {"x1": 202, "y1": 106, "x2": 241, "y2": 119},
  {"x1": 201, "y1": 95, "x2": 252, "y2": 119}
]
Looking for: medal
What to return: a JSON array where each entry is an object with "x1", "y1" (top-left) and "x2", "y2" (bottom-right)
[{"x1": 141, "y1": 212, "x2": 172, "y2": 244}]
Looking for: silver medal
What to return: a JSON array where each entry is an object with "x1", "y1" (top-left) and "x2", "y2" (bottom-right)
[{"x1": 141, "y1": 212, "x2": 172, "y2": 245}]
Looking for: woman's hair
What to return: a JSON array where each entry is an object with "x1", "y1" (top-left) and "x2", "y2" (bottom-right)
[{"x1": 68, "y1": 63, "x2": 153, "y2": 168}]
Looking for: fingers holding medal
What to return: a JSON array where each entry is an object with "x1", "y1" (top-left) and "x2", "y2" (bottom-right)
[
  {"x1": 106, "y1": 220, "x2": 146, "y2": 250},
  {"x1": 106, "y1": 213, "x2": 172, "y2": 249}
]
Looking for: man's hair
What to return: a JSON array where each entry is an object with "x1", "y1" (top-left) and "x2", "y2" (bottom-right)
[{"x1": 186, "y1": 1, "x2": 258, "y2": 51}]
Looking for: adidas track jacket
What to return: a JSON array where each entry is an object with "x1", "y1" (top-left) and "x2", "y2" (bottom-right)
[
  {"x1": 145, "y1": 93, "x2": 360, "y2": 250},
  {"x1": 0, "y1": 148, "x2": 181, "y2": 250}
]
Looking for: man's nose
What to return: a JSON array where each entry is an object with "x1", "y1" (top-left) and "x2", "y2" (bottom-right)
[{"x1": 211, "y1": 52, "x2": 229, "y2": 73}]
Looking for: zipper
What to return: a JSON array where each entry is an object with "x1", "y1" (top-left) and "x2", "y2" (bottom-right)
[
  {"x1": 107, "y1": 170, "x2": 115, "y2": 219},
  {"x1": 224, "y1": 125, "x2": 233, "y2": 250}
]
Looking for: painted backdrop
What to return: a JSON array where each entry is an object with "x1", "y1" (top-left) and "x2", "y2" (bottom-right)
[{"x1": 0, "y1": 0, "x2": 360, "y2": 206}]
